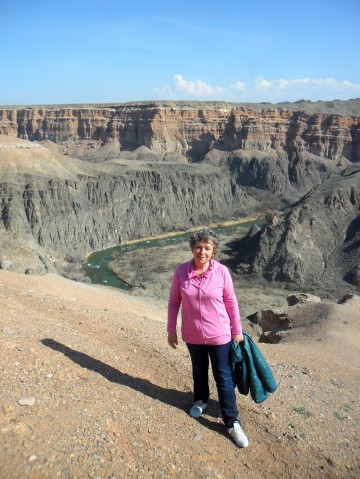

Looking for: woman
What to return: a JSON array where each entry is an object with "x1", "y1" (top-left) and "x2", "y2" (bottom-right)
[{"x1": 167, "y1": 228, "x2": 249, "y2": 448}]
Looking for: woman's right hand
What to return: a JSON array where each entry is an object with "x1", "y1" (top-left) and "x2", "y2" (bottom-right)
[
  {"x1": 167, "y1": 332, "x2": 178, "y2": 349},
  {"x1": 233, "y1": 334, "x2": 244, "y2": 343}
]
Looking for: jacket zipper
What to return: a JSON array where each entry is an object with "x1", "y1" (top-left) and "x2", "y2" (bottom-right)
[{"x1": 199, "y1": 276, "x2": 205, "y2": 341}]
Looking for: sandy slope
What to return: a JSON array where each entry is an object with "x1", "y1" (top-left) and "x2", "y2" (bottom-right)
[{"x1": 0, "y1": 270, "x2": 359, "y2": 479}]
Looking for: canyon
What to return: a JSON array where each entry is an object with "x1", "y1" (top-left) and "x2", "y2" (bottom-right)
[
  {"x1": 0, "y1": 136, "x2": 253, "y2": 275},
  {"x1": 0, "y1": 101, "x2": 360, "y2": 297},
  {"x1": 0, "y1": 101, "x2": 359, "y2": 478},
  {"x1": 1, "y1": 101, "x2": 359, "y2": 165}
]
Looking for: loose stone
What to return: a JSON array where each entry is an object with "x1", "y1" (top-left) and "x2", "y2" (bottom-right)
[{"x1": 18, "y1": 397, "x2": 36, "y2": 406}]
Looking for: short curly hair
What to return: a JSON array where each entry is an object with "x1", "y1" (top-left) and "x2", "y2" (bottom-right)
[{"x1": 189, "y1": 228, "x2": 220, "y2": 256}]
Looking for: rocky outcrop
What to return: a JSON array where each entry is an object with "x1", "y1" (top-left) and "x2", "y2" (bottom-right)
[
  {"x1": 287, "y1": 293, "x2": 322, "y2": 306},
  {"x1": 0, "y1": 137, "x2": 253, "y2": 274},
  {"x1": 337, "y1": 293, "x2": 360, "y2": 311},
  {"x1": 203, "y1": 148, "x2": 345, "y2": 199},
  {"x1": 247, "y1": 296, "x2": 327, "y2": 344},
  {"x1": 235, "y1": 167, "x2": 360, "y2": 297},
  {"x1": 0, "y1": 102, "x2": 359, "y2": 164},
  {"x1": 249, "y1": 293, "x2": 359, "y2": 343}
]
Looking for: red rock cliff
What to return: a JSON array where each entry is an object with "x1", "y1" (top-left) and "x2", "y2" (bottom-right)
[{"x1": 0, "y1": 103, "x2": 359, "y2": 162}]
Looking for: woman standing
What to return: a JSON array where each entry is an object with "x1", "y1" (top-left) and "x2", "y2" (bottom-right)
[{"x1": 167, "y1": 228, "x2": 249, "y2": 448}]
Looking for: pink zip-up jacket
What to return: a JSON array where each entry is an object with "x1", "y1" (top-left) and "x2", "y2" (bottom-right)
[{"x1": 167, "y1": 259, "x2": 242, "y2": 345}]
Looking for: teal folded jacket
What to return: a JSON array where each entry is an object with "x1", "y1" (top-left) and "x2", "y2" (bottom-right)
[{"x1": 230, "y1": 333, "x2": 277, "y2": 404}]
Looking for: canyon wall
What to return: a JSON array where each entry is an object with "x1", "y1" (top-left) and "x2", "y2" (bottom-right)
[
  {"x1": 234, "y1": 166, "x2": 360, "y2": 297},
  {"x1": 0, "y1": 137, "x2": 253, "y2": 274},
  {"x1": 1, "y1": 101, "x2": 360, "y2": 294},
  {"x1": 0, "y1": 103, "x2": 359, "y2": 163}
]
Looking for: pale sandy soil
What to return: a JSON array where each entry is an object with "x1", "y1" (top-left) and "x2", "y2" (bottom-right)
[{"x1": 0, "y1": 270, "x2": 359, "y2": 479}]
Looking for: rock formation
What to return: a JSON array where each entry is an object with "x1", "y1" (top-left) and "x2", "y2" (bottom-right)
[
  {"x1": 247, "y1": 293, "x2": 360, "y2": 343},
  {"x1": 0, "y1": 102, "x2": 359, "y2": 164},
  {"x1": 1, "y1": 101, "x2": 358, "y2": 206},
  {"x1": 1, "y1": 101, "x2": 360, "y2": 295},
  {"x1": 203, "y1": 148, "x2": 346, "y2": 199},
  {"x1": 0, "y1": 136, "x2": 253, "y2": 274},
  {"x1": 235, "y1": 166, "x2": 360, "y2": 297}
]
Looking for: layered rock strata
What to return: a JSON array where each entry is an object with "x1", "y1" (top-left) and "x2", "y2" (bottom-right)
[
  {"x1": 0, "y1": 103, "x2": 359, "y2": 164},
  {"x1": 0, "y1": 136, "x2": 252, "y2": 274}
]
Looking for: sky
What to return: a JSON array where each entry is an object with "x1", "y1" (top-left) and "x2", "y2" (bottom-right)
[{"x1": 1, "y1": 0, "x2": 360, "y2": 106}]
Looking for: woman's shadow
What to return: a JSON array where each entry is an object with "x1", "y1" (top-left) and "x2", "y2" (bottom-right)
[{"x1": 41, "y1": 338, "x2": 224, "y2": 434}]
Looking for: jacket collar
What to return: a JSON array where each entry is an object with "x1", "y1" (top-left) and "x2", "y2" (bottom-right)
[{"x1": 188, "y1": 258, "x2": 216, "y2": 279}]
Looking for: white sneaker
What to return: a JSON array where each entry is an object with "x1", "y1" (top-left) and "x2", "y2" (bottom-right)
[
  {"x1": 189, "y1": 400, "x2": 208, "y2": 419},
  {"x1": 227, "y1": 421, "x2": 249, "y2": 448}
]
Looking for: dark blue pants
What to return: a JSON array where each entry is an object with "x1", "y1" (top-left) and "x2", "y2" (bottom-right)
[{"x1": 186, "y1": 341, "x2": 238, "y2": 428}]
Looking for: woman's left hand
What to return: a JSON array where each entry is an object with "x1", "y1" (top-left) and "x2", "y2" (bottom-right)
[{"x1": 233, "y1": 334, "x2": 244, "y2": 343}]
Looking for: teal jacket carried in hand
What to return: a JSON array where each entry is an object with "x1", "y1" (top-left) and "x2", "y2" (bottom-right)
[{"x1": 230, "y1": 333, "x2": 277, "y2": 404}]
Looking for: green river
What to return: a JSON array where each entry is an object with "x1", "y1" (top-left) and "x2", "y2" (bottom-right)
[{"x1": 83, "y1": 219, "x2": 266, "y2": 290}]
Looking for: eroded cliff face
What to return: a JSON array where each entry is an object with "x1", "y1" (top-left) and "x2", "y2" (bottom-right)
[
  {"x1": 1, "y1": 103, "x2": 359, "y2": 163},
  {"x1": 235, "y1": 167, "x2": 360, "y2": 297},
  {"x1": 1, "y1": 102, "x2": 359, "y2": 291},
  {"x1": 0, "y1": 137, "x2": 253, "y2": 274}
]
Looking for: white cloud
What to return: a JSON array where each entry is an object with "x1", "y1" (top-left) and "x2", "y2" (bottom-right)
[
  {"x1": 254, "y1": 77, "x2": 272, "y2": 90},
  {"x1": 231, "y1": 81, "x2": 246, "y2": 91},
  {"x1": 342, "y1": 80, "x2": 360, "y2": 90},
  {"x1": 155, "y1": 74, "x2": 360, "y2": 103},
  {"x1": 254, "y1": 76, "x2": 360, "y2": 91},
  {"x1": 172, "y1": 74, "x2": 225, "y2": 97}
]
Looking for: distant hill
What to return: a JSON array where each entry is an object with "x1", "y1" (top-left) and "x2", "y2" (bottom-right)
[{"x1": 1, "y1": 98, "x2": 360, "y2": 116}]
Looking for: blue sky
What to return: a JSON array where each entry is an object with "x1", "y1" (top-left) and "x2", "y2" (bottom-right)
[{"x1": 1, "y1": 0, "x2": 359, "y2": 105}]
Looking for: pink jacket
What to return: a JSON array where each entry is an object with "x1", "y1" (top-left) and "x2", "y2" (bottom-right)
[{"x1": 167, "y1": 259, "x2": 242, "y2": 345}]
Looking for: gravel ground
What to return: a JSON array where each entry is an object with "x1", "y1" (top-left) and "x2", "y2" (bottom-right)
[{"x1": 0, "y1": 270, "x2": 359, "y2": 479}]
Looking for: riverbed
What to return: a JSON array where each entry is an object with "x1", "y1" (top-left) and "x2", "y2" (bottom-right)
[
  {"x1": 82, "y1": 217, "x2": 293, "y2": 320},
  {"x1": 83, "y1": 217, "x2": 265, "y2": 289}
]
